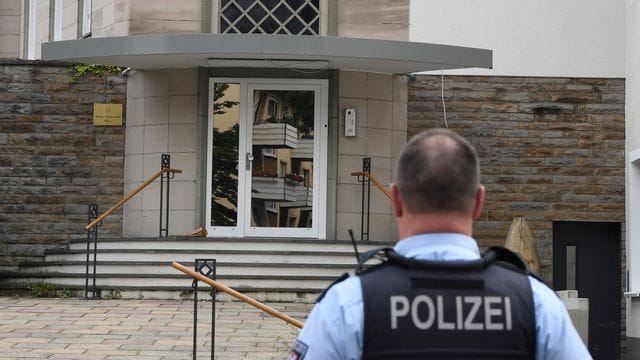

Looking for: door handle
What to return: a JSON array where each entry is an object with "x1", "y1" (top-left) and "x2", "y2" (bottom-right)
[{"x1": 246, "y1": 152, "x2": 254, "y2": 171}]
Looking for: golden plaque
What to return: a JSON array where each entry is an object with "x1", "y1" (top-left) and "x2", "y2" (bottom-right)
[{"x1": 93, "y1": 104, "x2": 123, "y2": 126}]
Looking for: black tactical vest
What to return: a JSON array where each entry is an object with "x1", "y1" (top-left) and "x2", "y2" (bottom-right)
[{"x1": 359, "y1": 248, "x2": 536, "y2": 360}]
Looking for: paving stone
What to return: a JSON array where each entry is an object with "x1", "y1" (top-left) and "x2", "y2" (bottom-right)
[{"x1": 0, "y1": 297, "x2": 312, "y2": 359}]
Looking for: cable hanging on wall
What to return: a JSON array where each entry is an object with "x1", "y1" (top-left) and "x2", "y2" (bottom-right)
[{"x1": 441, "y1": 69, "x2": 448, "y2": 128}]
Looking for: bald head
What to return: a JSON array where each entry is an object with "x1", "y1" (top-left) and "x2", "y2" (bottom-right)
[{"x1": 395, "y1": 129, "x2": 481, "y2": 216}]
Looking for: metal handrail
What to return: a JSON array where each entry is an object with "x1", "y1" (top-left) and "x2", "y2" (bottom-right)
[
  {"x1": 350, "y1": 171, "x2": 391, "y2": 200},
  {"x1": 171, "y1": 261, "x2": 305, "y2": 329},
  {"x1": 84, "y1": 160, "x2": 181, "y2": 299},
  {"x1": 84, "y1": 167, "x2": 182, "y2": 231}
]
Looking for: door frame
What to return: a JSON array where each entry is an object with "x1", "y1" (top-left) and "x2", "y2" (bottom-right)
[{"x1": 205, "y1": 77, "x2": 328, "y2": 238}]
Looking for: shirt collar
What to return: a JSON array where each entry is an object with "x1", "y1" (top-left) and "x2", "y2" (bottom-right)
[{"x1": 394, "y1": 233, "x2": 481, "y2": 261}]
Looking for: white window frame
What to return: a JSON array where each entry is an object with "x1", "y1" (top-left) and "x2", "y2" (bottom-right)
[
  {"x1": 51, "y1": 0, "x2": 62, "y2": 41},
  {"x1": 262, "y1": 148, "x2": 277, "y2": 158},
  {"x1": 210, "y1": 0, "x2": 328, "y2": 35},
  {"x1": 80, "y1": 0, "x2": 91, "y2": 37},
  {"x1": 206, "y1": 78, "x2": 328, "y2": 239},
  {"x1": 26, "y1": 0, "x2": 36, "y2": 59}
]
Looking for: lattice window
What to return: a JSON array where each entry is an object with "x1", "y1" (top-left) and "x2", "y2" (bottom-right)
[{"x1": 220, "y1": 0, "x2": 320, "y2": 35}]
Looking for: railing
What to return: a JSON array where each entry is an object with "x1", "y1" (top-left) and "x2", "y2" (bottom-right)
[
  {"x1": 84, "y1": 154, "x2": 181, "y2": 299},
  {"x1": 351, "y1": 157, "x2": 391, "y2": 241},
  {"x1": 172, "y1": 260, "x2": 304, "y2": 359},
  {"x1": 192, "y1": 259, "x2": 217, "y2": 360}
]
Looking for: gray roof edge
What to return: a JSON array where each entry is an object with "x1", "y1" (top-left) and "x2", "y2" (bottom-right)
[{"x1": 42, "y1": 33, "x2": 492, "y2": 72}]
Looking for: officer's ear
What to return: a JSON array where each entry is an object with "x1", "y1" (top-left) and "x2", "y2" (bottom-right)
[
  {"x1": 390, "y1": 183, "x2": 403, "y2": 217},
  {"x1": 472, "y1": 185, "x2": 485, "y2": 220}
]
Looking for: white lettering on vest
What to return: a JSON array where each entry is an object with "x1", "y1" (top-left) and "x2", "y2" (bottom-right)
[
  {"x1": 455, "y1": 296, "x2": 463, "y2": 330},
  {"x1": 464, "y1": 296, "x2": 484, "y2": 330},
  {"x1": 411, "y1": 295, "x2": 435, "y2": 329},
  {"x1": 484, "y1": 296, "x2": 503, "y2": 330},
  {"x1": 437, "y1": 295, "x2": 455, "y2": 330},
  {"x1": 390, "y1": 295, "x2": 409, "y2": 330},
  {"x1": 505, "y1": 296, "x2": 512, "y2": 330},
  {"x1": 389, "y1": 295, "x2": 513, "y2": 331}
]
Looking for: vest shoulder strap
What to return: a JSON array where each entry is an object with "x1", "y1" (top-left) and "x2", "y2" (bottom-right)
[
  {"x1": 358, "y1": 245, "x2": 532, "y2": 274},
  {"x1": 315, "y1": 272, "x2": 349, "y2": 303},
  {"x1": 484, "y1": 246, "x2": 529, "y2": 272}
]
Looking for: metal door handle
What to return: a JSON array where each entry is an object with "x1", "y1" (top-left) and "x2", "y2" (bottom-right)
[{"x1": 246, "y1": 152, "x2": 253, "y2": 171}]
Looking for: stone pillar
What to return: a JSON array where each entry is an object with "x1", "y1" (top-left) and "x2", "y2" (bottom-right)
[
  {"x1": 123, "y1": 69, "x2": 199, "y2": 236},
  {"x1": 335, "y1": 70, "x2": 407, "y2": 241},
  {"x1": 0, "y1": 0, "x2": 22, "y2": 58}
]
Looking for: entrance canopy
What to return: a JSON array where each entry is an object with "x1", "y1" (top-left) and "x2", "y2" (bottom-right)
[{"x1": 42, "y1": 33, "x2": 492, "y2": 74}]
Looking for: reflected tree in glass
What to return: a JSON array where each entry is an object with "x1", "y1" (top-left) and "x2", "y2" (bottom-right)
[
  {"x1": 284, "y1": 90, "x2": 314, "y2": 136},
  {"x1": 211, "y1": 83, "x2": 240, "y2": 226}
]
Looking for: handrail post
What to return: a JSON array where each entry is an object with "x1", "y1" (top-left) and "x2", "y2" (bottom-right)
[
  {"x1": 359, "y1": 158, "x2": 371, "y2": 241},
  {"x1": 85, "y1": 204, "x2": 99, "y2": 299},
  {"x1": 159, "y1": 154, "x2": 174, "y2": 237},
  {"x1": 193, "y1": 259, "x2": 216, "y2": 360},
  {"x1": 172, "y1": 261, "x2": 304, "y2": 328}
]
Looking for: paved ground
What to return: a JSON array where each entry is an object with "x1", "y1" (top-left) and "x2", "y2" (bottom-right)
[{"x1": 0, "y1": 297, "x2": 314, "y2": 359}]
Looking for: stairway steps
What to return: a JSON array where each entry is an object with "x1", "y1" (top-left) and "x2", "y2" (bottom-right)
[{"x1": 2, "y1": 237, "x2": 390, "y2": 301}]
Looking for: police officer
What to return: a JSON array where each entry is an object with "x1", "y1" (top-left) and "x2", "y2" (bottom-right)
[{"x1": 289, "y1": 129, "x2": 591, "y2": 360}]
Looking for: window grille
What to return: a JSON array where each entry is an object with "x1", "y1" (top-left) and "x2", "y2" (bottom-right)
[{"x1": 220, "y1": 0, "x2": 320, "y2": 35}]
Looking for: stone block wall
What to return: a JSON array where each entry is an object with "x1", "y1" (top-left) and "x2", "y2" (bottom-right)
[
  {"x1": 408, "y1": 75, "x2": 625, "y2": 281},
  {"x1": 128, "y1": 0, "x2": 202, "y2": 35},
  {"x1": 0, "y1": 60, "x2": 126, "y2": 271},
  {"x1": 337, "y1": 0, "x2": 409, "y2": 40},
  {"x1": 92, "y1": 0, "x2": 130, "y2": 38}
]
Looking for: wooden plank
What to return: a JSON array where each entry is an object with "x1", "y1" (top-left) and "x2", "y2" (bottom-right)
[{"x1": 504, "y1": 216, "x2": 541, "y2": 274}]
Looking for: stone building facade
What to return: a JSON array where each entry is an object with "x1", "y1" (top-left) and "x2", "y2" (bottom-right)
[
  {"x1": 0, "y1": 60, "x2": 126, "y2": 271},
  {"x1": 409, "y1": 75, "x2": 626, "y2": 282},
  {"x1": 1, "y1": 0, "x2": 633, "y2": 357}
]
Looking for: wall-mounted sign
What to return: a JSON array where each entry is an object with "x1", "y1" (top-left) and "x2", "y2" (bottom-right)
[{"x1": 93, "y1": 103, "x2": 123, "y2": 126}]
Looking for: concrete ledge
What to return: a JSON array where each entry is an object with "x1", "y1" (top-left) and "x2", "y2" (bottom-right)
[
  {"x1": 42, "y1": 33, "x2": 492, "y2": 74},
  {"x1": 557, "y1": 290, "x2": 589, "y2": 346},
  {"x1": 629, "y1": 337, "x2": 640, "y2": 360}
]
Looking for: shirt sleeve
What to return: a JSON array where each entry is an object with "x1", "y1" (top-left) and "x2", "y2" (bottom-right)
[
  {"x1": 530, "y1": 277, "x2": 593, "y2": 360},
  {"x1": 290, "y1": 276, "x2": 364, "y2": 360}
]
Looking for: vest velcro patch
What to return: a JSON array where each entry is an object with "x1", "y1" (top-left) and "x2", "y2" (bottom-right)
[
  {"x1": 288, "y1": 340, "x2": 309, "y2": 360},
  {"x1": 411, "y1": 277, "x2": 485, "y2": 290}
]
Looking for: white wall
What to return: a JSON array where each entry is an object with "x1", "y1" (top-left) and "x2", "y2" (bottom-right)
[
  {"x1": 410, "y1": 0, "x2": 625, "y2": 78},
  {"x1": 627, "y1": 0, "x2": 640, "y2": 346}
]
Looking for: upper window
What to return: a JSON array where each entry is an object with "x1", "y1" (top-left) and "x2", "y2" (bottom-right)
[{"x1": 219, "y1": 0, "x2": 320, "y2": 35}]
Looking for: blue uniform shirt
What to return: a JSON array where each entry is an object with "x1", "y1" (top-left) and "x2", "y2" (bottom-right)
[{"x1": 292, "y1": 233, "x2": 592, "y2": 360}]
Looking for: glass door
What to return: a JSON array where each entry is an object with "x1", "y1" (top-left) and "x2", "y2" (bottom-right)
[{"x1": 206, "y1": 79, "x2": 327, "y2": 238}]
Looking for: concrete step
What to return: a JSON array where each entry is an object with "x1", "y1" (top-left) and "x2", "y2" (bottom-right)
[
  {"x1": 19, "y1": 261, "x2": 353, "y2": 276},
  {"x1": 0, "y1": 273, "x2": 336, "y2": 290},
  {"x1": 44, "y1": 250, "x2": 362, "y2": 264},
  {"x1": 67, "y1": 237, "x2": 374, "y2": 252}
]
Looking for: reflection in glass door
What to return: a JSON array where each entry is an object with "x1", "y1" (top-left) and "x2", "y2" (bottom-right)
[
  {"x1": 210, "y1": 83, "x2": 240, "y2": 228},
  {"x1": 249, "y1": 88, "x2": 315, "y2": 231},
  {"x1": 206, "y1": 79, "x2": 327, "y2": 238}
]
